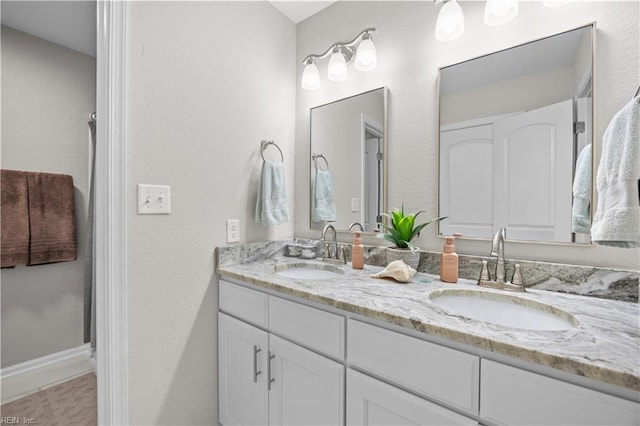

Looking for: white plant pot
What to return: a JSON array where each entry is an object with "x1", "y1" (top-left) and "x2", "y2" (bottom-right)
[{"x1": 386, "y1": 247, "x2": 421, "y2": 269}]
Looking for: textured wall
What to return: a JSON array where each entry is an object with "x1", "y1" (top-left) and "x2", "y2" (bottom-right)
[
  {"x1": 126, "y1": 2, "x2": 295, "y2": 424},
  {"x1": 295, "y1": 1, "x2": 640, "y2": 270},
  {"x1": 1, "y1": 26, "x2": 94, "y2": 367}
]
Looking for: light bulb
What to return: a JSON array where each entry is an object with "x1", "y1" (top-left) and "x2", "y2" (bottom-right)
[
  {"x1": 355, "y1": 36, "x2": 377, "y2": 72},
  {"x1": 328, "y1": 47, "x2": 348, "y2": 81},
  {"x1": 484, "y1": 0, "x2": 519, "y2": 26},
  {"x1": 301, "y1": 60, "x2": 320, "y2": 90},
  {"x1": 435, "y1": 0, "x2": 464, "y2": 42}
]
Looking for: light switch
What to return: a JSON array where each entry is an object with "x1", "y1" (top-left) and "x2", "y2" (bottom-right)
[
  {"x1": 137, "y1": 184, "x2": 171, "y2": 215},
  {"x1": 352, "y1": 197, "x2": 361, "y2": 212}
]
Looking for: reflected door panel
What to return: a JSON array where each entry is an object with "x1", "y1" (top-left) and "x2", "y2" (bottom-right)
[
  {"x1": 494, "y1": 99, "x2": 573, "y2": 242},
  {"x1": 440, "y1": 125, "x2": 494, "y2": 238}
]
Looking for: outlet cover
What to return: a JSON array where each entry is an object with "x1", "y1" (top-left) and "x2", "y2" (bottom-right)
[
  {"x1": 227, "y1": 219, "x2": 240, "y2": 243},
  {"x1": 137, "y1": 184, "x2": 171, "y2": 215},
  {"x1": 351, "y1": 197, "x2": 361, "y2": 212}
]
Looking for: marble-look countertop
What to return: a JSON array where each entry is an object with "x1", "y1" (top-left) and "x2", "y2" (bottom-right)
[{"x1": 216, "y1": 254, "x2": 640, "y2": 393}]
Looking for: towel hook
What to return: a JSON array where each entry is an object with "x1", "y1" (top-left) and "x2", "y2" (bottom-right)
[
  {"x1": 312, "y1": 153, "x2": 330, "y2": 171},
  {"x1": 261, "y1": 140, "x2": 284, "y2": 162}
]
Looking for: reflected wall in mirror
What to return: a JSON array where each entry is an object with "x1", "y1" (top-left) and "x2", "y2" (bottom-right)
[
  {"x1": 310, "y1": 87, "x2": 387, "y2": 233},
  {"x1": 439, "y1": 25, "x2": 594, "y2": 244}
]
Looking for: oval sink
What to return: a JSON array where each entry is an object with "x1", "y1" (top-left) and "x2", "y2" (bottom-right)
[
  {"x1": 429, "y1": 289, "x2": 578, "y2": 331},
  {"x1": 275, "y1": 262, "x2": 344, "y2": 280}
]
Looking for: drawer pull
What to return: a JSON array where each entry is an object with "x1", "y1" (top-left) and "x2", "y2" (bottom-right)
[
  {"x1": 267, "y1": 351, "x2": 276, "y2": 391},
  {"x1": 253, "y1": 345, "x2": 262, "y2": 383}
]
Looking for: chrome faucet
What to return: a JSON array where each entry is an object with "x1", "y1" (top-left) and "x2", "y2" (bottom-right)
[
  {"x1": 348, "y1": 222, "x2": 364, "y2": 232},
  {"x1": 491, "y1": 227, "x2": 506, "y2": 283},
  {"x1": 321, "y1": 224, "x2": 345, "y2": 264},
  {"x1": 478, "y1": 228, "x2": 525, "y2": 292}
]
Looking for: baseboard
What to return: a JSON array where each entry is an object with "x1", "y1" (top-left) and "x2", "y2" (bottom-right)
[{"x1": 1, "y1": 343, "x2": 94, "y2": 404}]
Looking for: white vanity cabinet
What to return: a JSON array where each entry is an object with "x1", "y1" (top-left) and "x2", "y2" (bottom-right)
[
  {"x1": 480, "y1": 359, "x2": 640, "y2": 425},
  {"x1": 218, "y1": 280, "x2": 344, "y2": 426}
]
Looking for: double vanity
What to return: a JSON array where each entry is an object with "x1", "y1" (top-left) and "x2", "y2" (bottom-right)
[{"x1": 216, "y1": 241, "x2": 639, "y2": 426}]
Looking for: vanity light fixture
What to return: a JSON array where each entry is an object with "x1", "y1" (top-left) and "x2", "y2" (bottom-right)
[
  {"x1": 435, "y1": 0, "x2": 465, "y2": 42},
  {"x1": 484, "y1": 0, "x2": 519, "y2": 26},
  {"x1": 301, "y1": 28, "x2": 377, "y2": 90}
]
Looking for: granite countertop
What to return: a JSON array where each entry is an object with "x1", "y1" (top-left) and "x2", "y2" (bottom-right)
[{"x1": 216, "y1": 253, "x2": 640, "y2": 393}]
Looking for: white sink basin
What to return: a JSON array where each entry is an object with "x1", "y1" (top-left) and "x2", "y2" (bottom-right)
[
  {"x1": 429, "y1": 289, "x2": 578, "y2": 331},
  {"x1": 275, "y1": 262, "x2": 344, "y2": 280}
]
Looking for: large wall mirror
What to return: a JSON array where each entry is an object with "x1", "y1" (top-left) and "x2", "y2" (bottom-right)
[
  {"x1": 438, "y1": 24, "x2": 594, "y2": 244},
  {"x1": 309, "y1": 87, "x2": 387, "y2": 233}
]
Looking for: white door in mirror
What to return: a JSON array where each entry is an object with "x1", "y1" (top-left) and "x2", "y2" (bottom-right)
[{"x1": 137, "y1": 184, "x2": 171, "y2": 214}]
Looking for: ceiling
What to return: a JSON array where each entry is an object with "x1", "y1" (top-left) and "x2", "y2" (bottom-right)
[
  {"x1": 269, "y1": 1, "x2": 336, "y2": 23},
  {"x1": 1, "y1": 1, "x2": 96, "y2": 57},
  {"x1": 1, "y1": 1, "x2": 333, "y2": 57}
]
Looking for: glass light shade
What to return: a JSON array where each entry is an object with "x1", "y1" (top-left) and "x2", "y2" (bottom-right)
[
  {"x1": 435, "y1": 0, "x2": 464, "y2": 42},
  {"x1": 301, "y1": 61, "x2": 320, "y2": 90},
  {"x1": 355, "y1": 38, "x2": 377, "y2": 72},
  {"x1": 327, "y1": 49, "x2": 348, "y2": 81},
  {"x1": 484, "y1": 0, "x2": 519, "y2": 26}
]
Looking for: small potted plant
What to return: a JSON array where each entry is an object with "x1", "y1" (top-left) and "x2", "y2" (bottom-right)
[{"x1": 378, "y1": 205, "x2": 446, "y2": 268}]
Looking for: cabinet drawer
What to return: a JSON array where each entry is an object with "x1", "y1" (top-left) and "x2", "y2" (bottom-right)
[
  {"x1": 269, "y1": 295, "x2": 345, "y2": 360},
  {"x1": 348, "y1": 319, "x2": 480, "y2": 414},
  {"x1": 480, "y1": 359, "x2": 640, "y2": 425},
  {"x1": 347, "y1": 369, "x2": 478, "y2": 426},
  {"x1": 219, "y1": 280, "x2": 268, "y2": 328}
]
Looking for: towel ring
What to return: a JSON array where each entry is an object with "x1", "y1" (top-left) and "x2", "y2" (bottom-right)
[
  {"x1": 261, "y1": 140, "x2": 283, "y2": 162},
  {"x1": 312, "y1": 153, "x2": 330, "y2": 171}
]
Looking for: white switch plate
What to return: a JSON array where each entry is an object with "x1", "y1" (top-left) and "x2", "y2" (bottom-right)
[
  {"x1": 226, "y1": 219, "x2": 240, "y2": 243},
  {"x1": 351, "y1": 197, "x2": 361, "y2": 212},
  {"x1": 137, "y1": 184, "x2": 171, "y2": 215}
]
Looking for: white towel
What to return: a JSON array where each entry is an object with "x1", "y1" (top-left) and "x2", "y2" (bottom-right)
[
  {"x1": 571, "y1": 143, "x2": 592, "y2": 233},
  {"x1": 311, "y1": 170, "x2": 337, "y2": 222},
  {"x1": 255, "y1": 160, "x2": 289, "y2": 226},
  {"x1": 591, "y1": 98, "x2": 640, "y2": 247}
]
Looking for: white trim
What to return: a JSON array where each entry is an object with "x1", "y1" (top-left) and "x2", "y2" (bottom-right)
[
  {"x1": 96, "y1": 1, "x2": 128, "y2": 425},
  {"x1": 1, "y1": 344, "x2": 93, "y2": 404},
  {"x1": 440, "y1": 112, "x2": 521, "y2": 132}
]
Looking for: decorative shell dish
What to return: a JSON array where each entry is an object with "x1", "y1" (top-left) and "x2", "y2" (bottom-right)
[{"x1": 370, "y1": 260, "x2": 417, "y2": 283}]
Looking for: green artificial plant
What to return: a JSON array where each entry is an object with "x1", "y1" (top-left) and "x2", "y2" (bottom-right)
[{"x1": 378, "y1": 205, "x2": 446, "y2": 250}]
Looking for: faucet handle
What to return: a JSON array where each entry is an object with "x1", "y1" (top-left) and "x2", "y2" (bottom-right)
[
  {"x1": 511, "y1": 264, "x2": 523, "y2": 286},
  {"x1": 478, "y1": 259, "x2": 490, "y2": 285}
]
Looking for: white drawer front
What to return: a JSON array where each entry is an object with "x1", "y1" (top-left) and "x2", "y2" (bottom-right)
[
  {"x1": 269, "y1": 295, "x2": 345, "y2": 360},
  {"x1": 480, "y1": 359, "x2": 640, "y2": 425},
  {"x1": 348, "y1": 319, "x2": 480, "y2": 414},
  {"x1": 347, "y1": 369, "x2": 478, "y2": 426},
  {"x1": 219, "y1": 280, "x2": 268, "y2": 328}
]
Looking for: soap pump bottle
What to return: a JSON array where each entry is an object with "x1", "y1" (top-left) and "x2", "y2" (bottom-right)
[
  {"x1": 352, "y1": 232, "x2": 364, "y2": 269},
  {"x1": 440, "y1": 235, "x2": 459, "y2": 283}
]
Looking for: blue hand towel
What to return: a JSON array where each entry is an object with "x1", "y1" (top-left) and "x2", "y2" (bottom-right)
[
  {"x1": 591, "y1": 98, "x2": 640, "y2": 247},
  {"x1": 255, "y1": 160, "x2": 289, "y2": 226},
  {"x1": 571, "y1": 143, "x2": 592, "y2": 233},
  {"x1": 312, "y1": 170, "x2": 337, "y2": 222}
]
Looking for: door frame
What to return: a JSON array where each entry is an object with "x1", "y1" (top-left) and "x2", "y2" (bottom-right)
[{"x1": 96, "y1": 1, "x2": 128, "y2": 424}]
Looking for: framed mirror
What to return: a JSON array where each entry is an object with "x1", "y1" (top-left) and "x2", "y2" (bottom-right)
[
  {"x1": 438, "y1": 24, "x2": 594, "y2": 244},
  {"x1": 309, "y1": 87, "x2": 387, "y2": 233}
]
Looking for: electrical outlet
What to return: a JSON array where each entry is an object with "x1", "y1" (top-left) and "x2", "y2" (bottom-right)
[
  {"x1": 351, "y1": 197, "x2": 361, "y2": 212},
  {"x1": 227, "y1": 219, "x2": 240, "y2": 243}
]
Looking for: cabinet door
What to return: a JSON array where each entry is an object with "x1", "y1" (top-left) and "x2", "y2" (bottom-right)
[
  {"x1": 481, "y1": 359, "x2": 640, "y2": 425},
  {"x1": 347, "y1": 369, "x2": 477, "y2": 426},
  {"x1": 219, "y1": 313, "x2": 268, "y2": 426},
  {"x1": 268, "y1": 335, "x2": 344, "y2": 426}
]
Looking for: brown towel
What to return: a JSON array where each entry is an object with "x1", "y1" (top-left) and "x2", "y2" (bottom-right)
[
  {"x1": 26, "y1": 172, "x2": 77, "y2": 265},
  {"x1": 1, "y1": 170, "x2": 30, "y2": 267}
]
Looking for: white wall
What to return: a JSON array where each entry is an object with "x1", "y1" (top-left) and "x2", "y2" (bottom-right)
[
  {"x1": 294, "y1": 1, "x2": 639, "y2": 271},
  {"x1": 126, "y1": 2, "x2": 295, "y2": 424},
  {"x1": 1, "y1": 26, "x2": 94, "y2": 367}
]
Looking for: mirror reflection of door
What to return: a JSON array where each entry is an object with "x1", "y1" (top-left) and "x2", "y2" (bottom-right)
[
  {"x1": 363, "y1": 115, "x2": 383, "y2": 232},
  {"x1": 440, "y1": 100, "x2": 573, "y2": 243}
]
